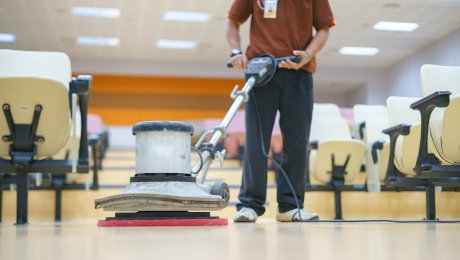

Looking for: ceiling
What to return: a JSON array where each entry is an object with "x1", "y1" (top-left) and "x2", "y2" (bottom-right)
[{"x1": 1, "y1": 0, "x2": 460, "y2": 82}]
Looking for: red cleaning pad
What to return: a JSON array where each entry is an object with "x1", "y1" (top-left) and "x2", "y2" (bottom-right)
[{"x1": 98, "y1": 218, "x2": 228, "y2": 227}]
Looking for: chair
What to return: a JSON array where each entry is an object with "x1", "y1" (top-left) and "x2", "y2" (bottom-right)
[
  {"x1": 412, "y1": 65, "x2": 460, "y2": 178},
  {"x1": 0, "y1": 49, "x2": 91, "y2": 224},
  {"x1": 313, "y1": 103, "x2": 341, "y2": 118},
  {"x1": 307, "y1": 116, "x2": 365, "y2": 219},
  {"x1": 385, "y1": 96, "x2": 423, "y2": 177},
  {"x1": 383, "y1": 91, "x2": 460, "y2": 220},
  {"x1": 352, "y1": 104, "x2": 388, "y2": 141},
  {"x1": 362, "y1": 118, "x2": 390, "y2": 192}
]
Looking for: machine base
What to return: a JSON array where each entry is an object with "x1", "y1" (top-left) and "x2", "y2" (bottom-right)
[
  {"x1": 98, "y1": 211, "x2": 228, "y2": 227},
  {"x1": 94, "y1": 181, "x2": 229, "y2": 212}
]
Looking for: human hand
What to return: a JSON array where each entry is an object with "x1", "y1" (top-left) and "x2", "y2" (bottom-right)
[
  {"x1": 230, "y1": 54, "x2": 248, "y2": 71},
  {"x1": 278, "y1": 50, "x2": 311, "y2": 70}
]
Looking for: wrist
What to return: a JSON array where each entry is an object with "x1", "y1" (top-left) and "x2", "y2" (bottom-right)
[
  {"x1": 305, "y1": 50, "x2": 312, "y2": 60},
  {"x1": 230, "y1": 48, "x2": 242, "y2": 57}
]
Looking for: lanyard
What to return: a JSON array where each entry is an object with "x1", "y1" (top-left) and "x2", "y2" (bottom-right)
[{"x1": 257, "y1": 0, "x2": 265, "y2": 10}]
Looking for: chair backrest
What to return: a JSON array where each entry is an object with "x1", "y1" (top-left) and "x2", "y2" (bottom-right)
[
  {"x1": 365, "y1": 118, "x2": 390, "y2": 144},
  {"x1": 420, "y1": 64, "x2": 460, "y2": 97},
  {"x1": 421, "y1": 64, "x2": 460, "y2": 163},
  {"x1": 386, "y1": 96, "x2": 421, "y2": 127},
  {"x1": 0, "y1": 49, "x2": 72, "y2": 158},
  {"x1": 310, "y1": 117, "x2": 352, "y2": 142},
  {"x1": 353, "y1": 104, "x2": 388, "y2": 124},
  {"x1": 313, "y1": 103, "x2": 341, "y2": 118}
]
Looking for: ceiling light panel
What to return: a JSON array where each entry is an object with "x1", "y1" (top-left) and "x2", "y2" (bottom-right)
[
  {"x1": 156, "y1": 39, "x2": 197, "y2": 49},
  {"x1": 339, "y1": 47, "x2": 379, "y2": 56},
  {"x1": 77, "y1": 36, "x2": 119, "y2": 46},
  {"x1": 374, "y1": 21, "x2": 419, "y2": 32},
  {"x1": 0, "y1": 33, "x2": 16, "y2": 42},
  {"x1": 163, "y1": 11, "x2": 210, "y2": 22},
  {"x1": 72, "y1": 7, "x2": 120, "y2": 18}
]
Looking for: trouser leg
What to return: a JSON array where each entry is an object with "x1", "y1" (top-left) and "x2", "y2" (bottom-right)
[
  {"x1": 237, "y1": 77, "x2": 280, "y2": 216},
  {"x1": 277, "y1": 70, "x2": 314, "y2": 213}
]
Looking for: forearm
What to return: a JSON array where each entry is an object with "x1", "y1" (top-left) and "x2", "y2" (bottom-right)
[
  {"x1": 306, "y1": 27, "x2": 330, "y2": 57},
  {"x1": 226, "y1": 19, "x2": 242, "y2": 50}
]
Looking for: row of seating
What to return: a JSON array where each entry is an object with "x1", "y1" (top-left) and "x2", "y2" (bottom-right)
[
  {"x1": 308, "y1": 65, "x2": 460, "y2": 220},
  {"x1": 0, "y1": 49, "x2": 108, "y2": 224}
]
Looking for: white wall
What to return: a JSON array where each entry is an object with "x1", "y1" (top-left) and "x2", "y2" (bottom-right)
[
  {"x1": 315, "y1": 66, "x2": 387, "y2": 106},
  {"x1": 386, "y1": 28, "x2": 460, "y2": 98}
]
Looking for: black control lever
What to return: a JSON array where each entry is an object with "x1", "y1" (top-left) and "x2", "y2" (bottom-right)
[{"x1": 227, "y1": 55, "x2": 302, "y2": 68}]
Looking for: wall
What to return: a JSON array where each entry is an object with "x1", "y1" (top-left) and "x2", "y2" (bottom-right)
[
  {"x1": 315, "y1": 66, "x2": 387, "y2": 105},
  {"x1": 386, "y1": 28, "x2": 460, "y2": 98},
  {"x1": 88, "y1": 75, "x2": 245, "y2": 125}
]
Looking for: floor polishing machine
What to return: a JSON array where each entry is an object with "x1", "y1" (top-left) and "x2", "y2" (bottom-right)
[{"x1": 95, "y1": 54, "x2": 301, "y2": 226}]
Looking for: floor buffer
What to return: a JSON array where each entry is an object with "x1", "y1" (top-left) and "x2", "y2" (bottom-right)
[{"x1": 95, "y1": 54, "x2": 300, "y2": 226}]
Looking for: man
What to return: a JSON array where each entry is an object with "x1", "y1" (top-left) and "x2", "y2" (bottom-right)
[{"x1": 227, "y1": 0, "x2": 335, "y2": 222}]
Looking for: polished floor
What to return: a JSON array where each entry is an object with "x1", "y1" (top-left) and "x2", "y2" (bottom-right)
[
  {"x1": 1, "y1": 220, "x2": 460, "y2": 260},
  {"x1": 1, "y1": 149, "x2": 460, "y2": 259}
]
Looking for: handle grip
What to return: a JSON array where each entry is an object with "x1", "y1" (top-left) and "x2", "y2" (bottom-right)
[{"x1": 226, "y1": 55, "x2": 302, "y2": 68}]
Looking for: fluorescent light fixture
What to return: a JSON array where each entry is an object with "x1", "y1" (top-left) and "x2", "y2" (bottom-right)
[
  {"x1": 156, "y1": 39, "x2": 197, "y2": 49},
  {"x1": 0, "y1": 33, "x2": 16, "y2": 42},
  {"x1": 72, "y1": 7, "x2": 120, "y2": 18},
  {"x1": 374, "y1": 21, "x2": 419, "y2": 32},
  {"x1": 339, "y1": 47, "x2": 379, "y2": 56},
  {"x1": 163, "y1": 11, "x2": 210, "y2": 22},
  {"x1": 77, "y1": 36, "x2": 119, "y2": 46}
]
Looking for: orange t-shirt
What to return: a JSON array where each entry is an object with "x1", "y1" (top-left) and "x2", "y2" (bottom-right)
[{"x1": 228, "y1": 0, "x2": 335, "y2": 74}]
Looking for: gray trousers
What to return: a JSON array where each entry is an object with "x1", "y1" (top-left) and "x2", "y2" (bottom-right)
[{"x1": 236, "y1": 69, "x2": 314, "y2": 215}]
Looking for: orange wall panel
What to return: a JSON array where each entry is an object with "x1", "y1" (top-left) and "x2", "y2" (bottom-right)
[{"x1": 87, "y1": 75, "x2": 246, "y2": 125}]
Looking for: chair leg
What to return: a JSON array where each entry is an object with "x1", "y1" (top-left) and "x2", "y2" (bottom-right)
[
  {"x1": 0, "y1": 181, "x2": 3, "y2": 223},
  {"x1": 91, "y1": 143, "x2": 99, "y2": 190},
  {"x1": 426, "y1": 184, "x2": 436, "y2": 220},
  {"x1": 55, "y1": 189, "x2": 62, "y2": 222},
  {"x1": 334, "y1": 190, "x2": 343, "y2": 220},
  {"x1": 16, "y1": 170, "x2": 29, "y2": 225}
]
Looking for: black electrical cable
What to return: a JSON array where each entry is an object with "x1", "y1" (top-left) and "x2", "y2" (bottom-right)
[{"x1": 308, "y1": 219, "x2": 460, "y2": 223}]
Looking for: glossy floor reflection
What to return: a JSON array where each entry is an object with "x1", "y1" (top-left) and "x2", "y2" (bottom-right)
[{"x1": 1, "y1": 219, "x2": 460, "y2": 260}]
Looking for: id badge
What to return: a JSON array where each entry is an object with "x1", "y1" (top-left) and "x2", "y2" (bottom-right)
[{"x1": 264, "y1": 0, "x2": 278, "y2": 19}]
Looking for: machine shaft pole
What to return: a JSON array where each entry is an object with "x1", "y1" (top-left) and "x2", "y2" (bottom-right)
[{"x1": 193, "y1": 77, "x2": 256, "y2": 182}]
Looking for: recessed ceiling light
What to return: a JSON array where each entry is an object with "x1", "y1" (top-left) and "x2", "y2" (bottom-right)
[
  {"x1": 339, "y1": 47, "x2": 379, "y2": 56},
  {"x1": 0, "y1": 33, "x2": 16, "y2": 42},
  {"x1": 71, "y1": 7, "x2": 120, "y2": 18},
  {"x1": 163, "y1": 11, "x2": 210, "y2": 22},
  {"x1": 156, "y1": 39, "x2": 197, "y2": 49},
  {"x1": 374, "y1": 21, "x2": 419, "y2": 32},
  {"x1": 77, "y1": 36, "x2": 119, "y2": 46}
]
